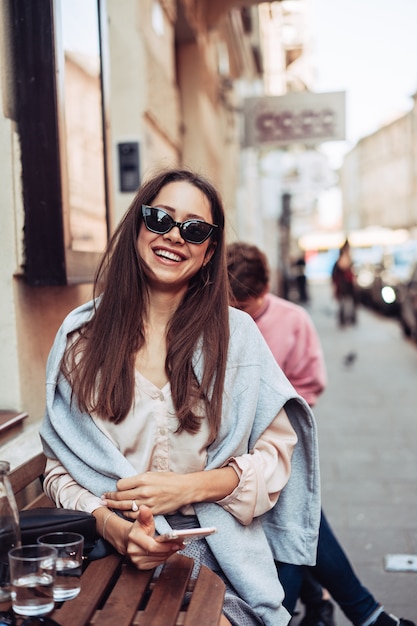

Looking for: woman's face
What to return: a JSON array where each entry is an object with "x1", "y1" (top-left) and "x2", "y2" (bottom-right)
[{"x1": 137, "y1": 181, "x2": 216, "y2": 295}]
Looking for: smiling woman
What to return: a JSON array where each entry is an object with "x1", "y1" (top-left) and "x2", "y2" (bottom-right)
[{"x1": 40, "y1": 167, "x2": 321, "y2": 626}]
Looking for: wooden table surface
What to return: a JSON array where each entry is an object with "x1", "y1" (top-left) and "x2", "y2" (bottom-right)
[{"x1": 49, "y1": 552, "x2": 225, "y2": 626}]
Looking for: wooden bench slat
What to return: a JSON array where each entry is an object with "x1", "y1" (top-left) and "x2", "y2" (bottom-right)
[
  {"x1": 139, "y1": 554, "x2": 193, "y2": 626},
  {"x1": 8, "y1": 451, "x2": 46, "y2": 494},
  {"x1": 184, "y1": 564, "x2": 226, "y2": 626},
  {"x1": 22, "y1": 492, "x2": 54, "y2": 509},
  {"x1": 0, "y1": 410, "x2": 28, "y2": 433},
  {"x1": 52, "y1": 553, "x2": 124, "y2": 626},
  {"x1": 91, "y1": 563, "x2": 153, "y2": 626}
]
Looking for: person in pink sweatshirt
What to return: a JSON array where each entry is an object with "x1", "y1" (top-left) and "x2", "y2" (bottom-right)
[
  {"x1": 235, "y1": 274, "x2": 326, "y2": 407},
  {"x1": 226, "y1": 241, "x2": 415, "y2": 626}
]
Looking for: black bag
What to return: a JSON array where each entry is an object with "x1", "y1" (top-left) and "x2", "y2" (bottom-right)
[
  {"x1": 19, "y1": 507, "x2": 115, "y2": 561},
  {"x1": 19, "y1": 508, "x2": 113, "y2": 560},
  {"x1": 20, "y1": 508, "x2": 97, "y2": 546}
]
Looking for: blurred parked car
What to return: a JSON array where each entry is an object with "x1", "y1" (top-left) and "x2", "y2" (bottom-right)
[
  {"x1": 352, "y1": 246, "x2": 383, "y2": 307},
  {"x1": 398, "y1": 261, "x2": 417, "y2": 340},
  {"x1": 355, "y1": 262, "x2": 378, "y2": 307},
  {"x1": 367, "y1": 241, "x2": 417, "y2": 316}
]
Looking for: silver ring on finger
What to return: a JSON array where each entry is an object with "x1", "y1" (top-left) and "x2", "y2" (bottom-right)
[{"x1": 131, "y1": 500, "x2": 139, "y2": 512}]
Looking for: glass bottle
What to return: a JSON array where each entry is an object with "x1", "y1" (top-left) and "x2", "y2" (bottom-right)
[{"x1": 0, "y1": 461, "x2": 21, "y2": 602}]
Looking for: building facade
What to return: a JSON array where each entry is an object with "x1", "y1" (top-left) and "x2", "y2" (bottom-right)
[{"x1": 340, "y1": 94, "x2": 417, "y2": 233}]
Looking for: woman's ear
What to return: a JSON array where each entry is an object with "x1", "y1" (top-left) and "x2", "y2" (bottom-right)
[{"x1": 203, "y1": 241, "x2": 217, "y2": 266}]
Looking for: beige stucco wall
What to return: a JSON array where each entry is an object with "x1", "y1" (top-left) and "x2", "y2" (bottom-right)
[
  {"x1": 107, "y1": 0, "x2": 181, "y2": 226},
  {"x1": 177, "y1": 38, "x2": 240, "y2": 221},
  {"x1": 341, "y1": 111, "x2": 416, "y2": 231},
  {"x1": 360, "y1": 115, "x2": 411, "y2": 229},
  {"x1": 106, "y1": 0, "x2": 148, "y2": 227}
]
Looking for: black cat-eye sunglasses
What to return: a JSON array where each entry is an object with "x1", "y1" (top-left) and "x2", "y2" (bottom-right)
[{"x1": 141, "y1": 205, "x2": 218, "y2": 244}]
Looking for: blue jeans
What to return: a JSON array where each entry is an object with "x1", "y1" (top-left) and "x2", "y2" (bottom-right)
[{"x1": 276, "y1": 511, "x2": 379, "y2": 625}]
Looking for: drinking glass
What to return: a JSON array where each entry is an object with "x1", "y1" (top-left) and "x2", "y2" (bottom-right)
[
  {"x1": 8, "y1": 545, "x2": 57, "y2": 617},
  {"x1": 37, "y1": 533, "x2": 83, "y2": 601}
]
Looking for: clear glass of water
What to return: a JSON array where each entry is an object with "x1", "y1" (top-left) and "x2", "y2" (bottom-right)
[
  {"x1": 8, "y1": 544, "x2": 57, "y2": 616},
  {"x1": 37, "y1": 532, "x2": 84, "y2": 601}
]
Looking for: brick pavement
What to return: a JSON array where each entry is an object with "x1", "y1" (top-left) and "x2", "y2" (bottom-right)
[{"x1": 291, "y1": 280, "x2": 417, "y2": 625}]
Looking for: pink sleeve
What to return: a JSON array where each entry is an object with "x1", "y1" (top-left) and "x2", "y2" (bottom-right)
[
  {"x1": 215, "y1": 408, "x2": 297, "y2": 525},
  {"x1": 43, "y1": 458, "x2": 104, "y2": 514},
  {"x1": 282, "y1": 312, "x2": 327, "y2": 406}
]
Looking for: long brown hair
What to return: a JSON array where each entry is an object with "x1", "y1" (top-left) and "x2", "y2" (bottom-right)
[{"x1": 63, "y1": 168, "x2": 229, "y2": 441}]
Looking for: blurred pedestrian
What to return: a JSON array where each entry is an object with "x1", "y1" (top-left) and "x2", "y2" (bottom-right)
[
  {"x1": 227, "y1": 241, "x2": 415, "y2": 626},
  {"x1": 292, "y1": 254, "x2": 309, "y2": 303},
  {"x1": 331, "y1": 239, "x2": 357, "y2": 325}
]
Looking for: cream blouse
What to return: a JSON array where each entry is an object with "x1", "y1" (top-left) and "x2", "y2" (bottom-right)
[{"x1": 43, "y1": 371, "x2": 297, "y2": 526}]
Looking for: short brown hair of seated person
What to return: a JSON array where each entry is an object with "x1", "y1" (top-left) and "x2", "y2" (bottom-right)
[{"x1": 226, "y1": 242, "x2": 270, "y2": 301}]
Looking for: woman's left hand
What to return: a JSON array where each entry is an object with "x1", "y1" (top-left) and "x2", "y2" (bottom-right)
[{"x1": 101, "y1": 472, "x2": 191, "y2": 517}]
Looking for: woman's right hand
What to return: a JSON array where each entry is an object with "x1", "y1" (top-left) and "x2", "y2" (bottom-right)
[{"x1": 126, "y1": 504, "x2": 184, "y2": 570}]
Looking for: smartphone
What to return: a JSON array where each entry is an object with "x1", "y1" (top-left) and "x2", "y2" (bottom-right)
[{"x1": 156, "y1": 526, "x2": 217, "y2": 544}]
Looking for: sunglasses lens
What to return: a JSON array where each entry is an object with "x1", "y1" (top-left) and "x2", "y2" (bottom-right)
[
  {"x1": 181, "y1": 221, "x2": 212, "y2": 244},
  {"x1": 144, "y1": 207, "x2": 172, "y2": 234}
]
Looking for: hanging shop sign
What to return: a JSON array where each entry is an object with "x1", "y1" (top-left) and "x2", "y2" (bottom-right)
[{"x1": 243, "y1": 91, "x2": 346, "y2": 148}]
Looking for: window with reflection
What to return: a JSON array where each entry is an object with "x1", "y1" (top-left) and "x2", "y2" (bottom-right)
[
  {"x1": 59, "y1": 0, "x2": 108, "y2": 256},
  {"x1": 13, "y1": 0, "x2": 109, "y2": 284}
]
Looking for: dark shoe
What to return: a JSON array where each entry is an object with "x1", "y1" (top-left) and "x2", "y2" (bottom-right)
[
  {"x1": 373, "y1": 612, "x2": 415, "y2": 626},
  {"x1": 299, "y1": 599, "x2": 336, "y2": 626}
]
